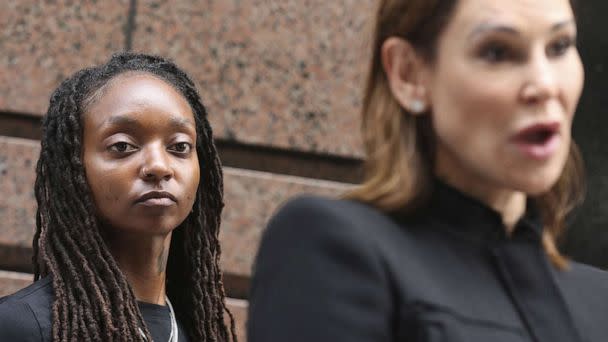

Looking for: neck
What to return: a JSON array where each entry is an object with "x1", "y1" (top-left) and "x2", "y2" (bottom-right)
[
  {"x1": 436, "y1": 170, "x2": 527, "y2": 234},
  {"x1": 483, "y1": 189, "x2": 527, "y2": 233},
  {"x1": 105, "y1": 230, "x2": 172, "y2": 305}
]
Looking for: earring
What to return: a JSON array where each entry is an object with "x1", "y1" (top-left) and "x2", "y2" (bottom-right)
[{"x1": 410, "y1": 99, "x2": 426, "y2": 114}]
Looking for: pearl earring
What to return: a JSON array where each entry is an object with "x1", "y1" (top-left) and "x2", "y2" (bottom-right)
[{"x1": 410, "y1": 100, "x2": 426, "y2": 114}]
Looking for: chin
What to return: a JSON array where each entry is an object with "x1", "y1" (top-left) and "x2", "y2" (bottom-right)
[
  {"x1": 125, "y1": 217, "x2": 184, "y2": 235},
  {"x1": 514, "y1": 167, "x2": 564, "y2": 196},
  {"x1": 522, "y1": 182, "x2": 556, "y2": 197},
  {"x1": 149, "y1": 220, "x2": 183, "y2": 234}
]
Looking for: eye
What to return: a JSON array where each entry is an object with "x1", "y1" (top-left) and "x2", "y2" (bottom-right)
[
  {"x1": 109, "y1": 142, "x2": 137, "y2": 154},
  {"x1": 547, "y1": 36, "x2": 575, "y2": 57},
  {"x1": 479, "y1": 42, "x2": 512, "y2": 63},
  {"x1": 169, "y1": 142, "x2": 193, "y2": 155}
]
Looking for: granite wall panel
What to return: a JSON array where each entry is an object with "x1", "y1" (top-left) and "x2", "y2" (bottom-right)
[
  {"x1": 0, "y1": 137, "x2": 37, "y2": 249},
  {"x1": 226, "y1": 298, "x2": 249, "y2": 342},
  {"x1": 133, "y1": 0, "x2": 375, "y2": 158},
  {"x1": 0, "y1": 136, "x2": 351, "y2": 279},
  {"x1": 221, "y1": 167, "x2": 349, "y2": 277},
  {"x1": 0, "y1": 0, "x2": 128, "y2": 115}
]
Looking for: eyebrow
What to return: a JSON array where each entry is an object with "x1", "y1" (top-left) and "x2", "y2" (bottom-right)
[
  {"x1": 100, "y1": 114, "x2": 195, "y2": 131},
  {"x1": 103, "y1": 115, "x2": 138, "y2": 128},
  {"x1": 467, "y1": 19, "x2": 576, "y2": 41},
  {"x1": 168, "y1": 116, "x2": 196, "y2": 130}
]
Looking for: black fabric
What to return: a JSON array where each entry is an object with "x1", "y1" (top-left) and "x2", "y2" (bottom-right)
[
  {"x1": 138, "y1": 300, "x2": 188, "y2": 342},
  {"x1": 248, "y1": 181, "x2": 608, "y2": 342},
  {"x1": 0, "y1": 277, "x2": 189, "y2": 341}
]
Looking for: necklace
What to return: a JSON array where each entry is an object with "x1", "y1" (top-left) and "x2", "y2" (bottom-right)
[{"x1": 139, "y1": 295, "x2": 178, "y2": 342}]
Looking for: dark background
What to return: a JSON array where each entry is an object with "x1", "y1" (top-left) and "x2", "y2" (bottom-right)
[{"x1": 564, "y1": 1, "x2": 608, "y2": 267}]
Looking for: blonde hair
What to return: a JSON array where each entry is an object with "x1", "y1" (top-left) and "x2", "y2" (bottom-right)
[{"x1": 347, "y1": 0, "x2": 584, "y2": 268}]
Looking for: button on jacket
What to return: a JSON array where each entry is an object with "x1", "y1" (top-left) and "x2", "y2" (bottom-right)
[{"x1": 248, "y1": 181, "x2": 608, "y2": 342}]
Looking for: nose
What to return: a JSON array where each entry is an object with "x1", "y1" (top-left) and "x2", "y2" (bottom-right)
[
  {"x1": 520, "y1": 51, "x2": 559, "y2": 105},
  {"x1": 140, "y1": 143, "x2": 173, "y2": 182}
]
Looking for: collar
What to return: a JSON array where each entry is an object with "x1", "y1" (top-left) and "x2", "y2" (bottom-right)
[{"x1": 414, "y1": 180, "x2": 544, "y2": 244}]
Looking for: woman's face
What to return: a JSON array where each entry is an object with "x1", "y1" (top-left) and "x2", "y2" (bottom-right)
[
  {"x1": 83, "y1": 73, "x2": 200, "y2": 234},
  {"x1": 422, "y1": 0, "x2": 583, "y2": 196}
]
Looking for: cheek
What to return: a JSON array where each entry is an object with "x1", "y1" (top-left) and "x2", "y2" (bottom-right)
[
  {"x1": 89, "y1": 173, "x2": 125, "y2": 212},
  {"x1": 562, "y1": 58, "x2": 584, "y2": 116},
  {"x1": 84, "y1": 158, "x2": 129, "y2": 213},
  {"x1": 184, "y1": 159, "x2": 201, "y2": 202},
  {"x1": 431, "y1": 72, "x2": 513, "y2": 148}
]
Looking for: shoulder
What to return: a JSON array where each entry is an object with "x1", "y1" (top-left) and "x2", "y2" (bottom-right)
[
  {"x1": 250, "y1": 196, "x2": 397, "y2": 341},
  {"x1": 265, "y1": 195, "x2": 412, "y2": 255},
  {"x1": 1, "y1": 276, "x2": 54, "y2": 309},
  {"x1": 266, "y1": 195, "x2": 396, "y2": 241},
  {"x1": 274, "y1": 194, "x2": 384, "y2": 217},
  {"x1": 555, "y1": 262, "x2": 608, "y2": 336},
  {"x1": 560, "y1": 261, "x2": 608, "y2": 291},
  {"x1": 0, "y1": 277, "x2": 53, "y2": 341},
  {"x1": 256, "y1": 195, "x2": 404, "y2": 279},
  {"x1": 1, "y1": 277, "x2": 53, "y2": 303},
  {"x1": 554, "y1": 261, "x2": 608, "y2": 311},
  {"x1": 261, "y1": 195, "x2": 372, "y2": 250}
]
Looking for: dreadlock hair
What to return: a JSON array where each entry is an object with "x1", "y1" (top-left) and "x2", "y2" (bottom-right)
[{"x1": 32, "y1": 52, "x2": 237, "y2": 341}]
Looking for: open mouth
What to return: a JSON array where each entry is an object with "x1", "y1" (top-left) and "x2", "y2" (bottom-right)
[
  {"x1": 512, "y1": 122, "x2": 561, "y2": 160},
  {"x1": 517, "y1": 126, "x2": 557, "y2": 144}
]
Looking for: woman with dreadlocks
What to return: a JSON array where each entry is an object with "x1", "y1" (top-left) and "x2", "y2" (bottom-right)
[{"x1": 0, "y1": 52, "x2": 236, "y2": 341}]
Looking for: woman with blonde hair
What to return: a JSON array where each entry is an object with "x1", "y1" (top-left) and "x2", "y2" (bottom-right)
[{"x1": 248, "y1": 0, "x2": 608, "y2": 341}]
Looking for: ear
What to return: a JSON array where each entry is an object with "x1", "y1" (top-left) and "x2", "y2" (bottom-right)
[{"x1": 381, "y1": 37, "x2": 429, "y2": 115}]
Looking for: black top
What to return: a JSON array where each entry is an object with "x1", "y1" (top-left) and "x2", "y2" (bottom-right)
[
  {"x1": 248, "y1": 181, "x2": 608, "y2": 342},
  {"x1": 0, "y1": 277, "x2": 189, "y2": 341}
]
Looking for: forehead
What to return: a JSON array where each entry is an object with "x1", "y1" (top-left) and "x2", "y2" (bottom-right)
[
  {"x1": 449, "y1": 0, "x2": 574, "y2": 32},
  {"x1": 84, "y1": 73, "x2": 195, "y2": 128}
]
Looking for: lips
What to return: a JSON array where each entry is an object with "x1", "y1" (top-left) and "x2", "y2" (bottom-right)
[
  {"x1": 135, "y1": 190, "x2": 177, "y2": 207},
  {"x1": 512, "y1": 122, "x2": 561, "y2": 160}
]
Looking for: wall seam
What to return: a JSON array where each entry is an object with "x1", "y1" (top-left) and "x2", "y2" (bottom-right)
[{"x1": 124, "y1": 0, "x2": 137, "y2": 51}]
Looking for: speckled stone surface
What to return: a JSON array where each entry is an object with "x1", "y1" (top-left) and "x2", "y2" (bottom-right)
[
  {"x1": 0, "y1": 136, "x2": 351, "y2": 279},
  {"x1": 133, "y1": 0, "x2": 374, "y2": 157},
  {"x1": 0, "y1": 137, "x2": 38, "y2": 248},
  {"x1": 221, "y1": 167, "x2": 350, "y2": 277},
  {"x1": 0, "y1": 1, "x2": 128, "y2": 115},
  {"x1": 225, "y1": 298, "x2": 248, "y2": 342}
]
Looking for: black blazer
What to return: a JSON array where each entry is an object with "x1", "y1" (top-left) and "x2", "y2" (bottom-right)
[{"x1": 247, "y1": 182, "x2": 608, "y2": 342}]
